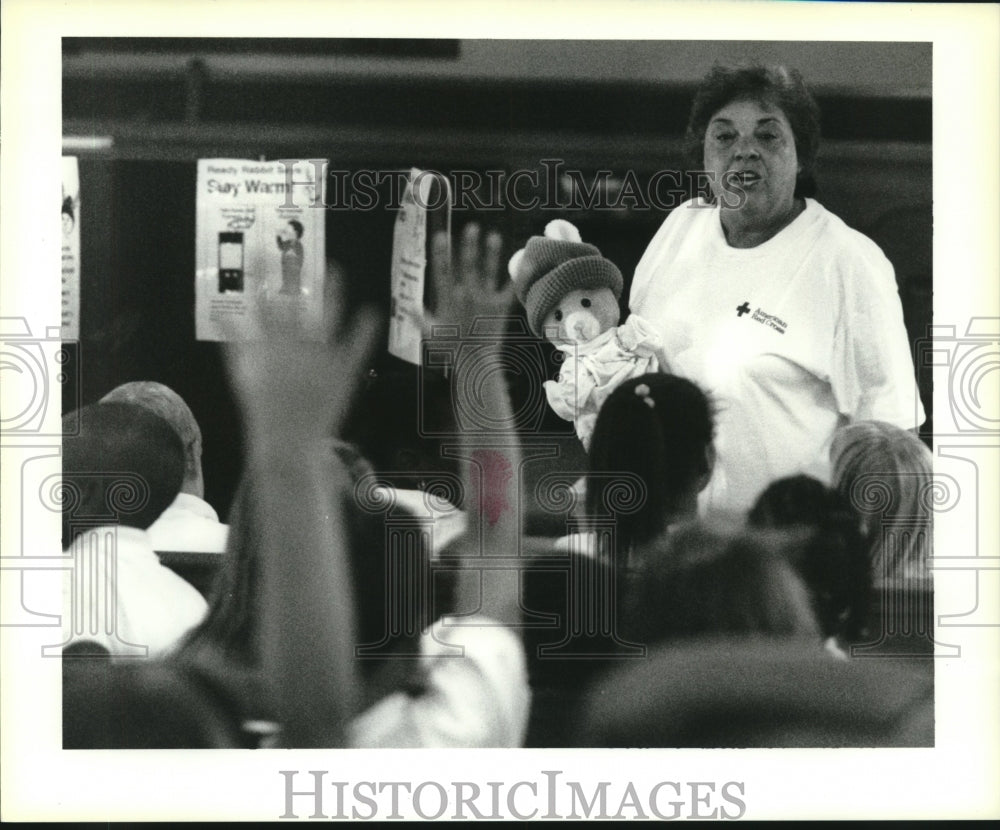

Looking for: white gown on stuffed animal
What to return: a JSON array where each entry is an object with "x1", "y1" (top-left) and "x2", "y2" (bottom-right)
[{"x1": 545, "y1": 301, "x2": 661, "y2": 450}]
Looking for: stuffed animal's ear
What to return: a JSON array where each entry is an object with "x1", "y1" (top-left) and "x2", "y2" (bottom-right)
[
  {"x1": 544, "y1": 219, "x2": 582, "y2": 243},
  {"x1": 508, "y1": 249, "x2": 525, "y2": 280}
]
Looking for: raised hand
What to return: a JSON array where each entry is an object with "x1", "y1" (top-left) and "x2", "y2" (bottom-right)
[
  {"x1": 419, "y1": 223, "x2": 523, "y2": 626},
  {"x1": 219, "y1": 265, "x2": 380, "y2": 747},
  {"x1": 426, "y1": 222, "x2": 516, "y2": 338},
  {"x1": 222, "y1": 272, "x2": 381, "y2": 449}
]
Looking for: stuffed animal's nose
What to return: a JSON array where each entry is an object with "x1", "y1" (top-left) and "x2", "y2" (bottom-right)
[{"x1": 564, "y1": 311, "x2": 600, "y2": 343}]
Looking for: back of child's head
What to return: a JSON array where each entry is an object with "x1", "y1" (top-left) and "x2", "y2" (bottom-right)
[
  {"x1": 622, "y1": 520, "x2": 820, "y2": 648},
  {"x1": 61, "y1": 402, "x2": 185, "y2": 548},
  {"x1": 830, "y1": 421, "x2": 933, "y2": 586},
  {"x1": 831, "y1": 421, "x2": 932, "y2": 481},
  {"x1": 63, "y1": 659, "x2": 245, "y2": 749},
  {"x1": 748, "y1": 475, "x2": 871, "y2": 642},
  {"x1": 586, "y1": 374, "x2": 714, "y2": 553}
]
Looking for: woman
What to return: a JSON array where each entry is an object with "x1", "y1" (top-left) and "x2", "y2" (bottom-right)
[{"x1": 630, "y1": 64, "x2": 924, "y2": 515}]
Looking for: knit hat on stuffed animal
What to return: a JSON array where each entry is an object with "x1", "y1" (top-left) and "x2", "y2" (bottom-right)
[{"x1": 508, "y1": 220, "x2": 623, "y2": 337}]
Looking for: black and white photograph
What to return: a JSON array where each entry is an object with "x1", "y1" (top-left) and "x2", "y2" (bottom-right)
[{"x1": 1, "y1": 0, "x2": 998, "y2": 822}]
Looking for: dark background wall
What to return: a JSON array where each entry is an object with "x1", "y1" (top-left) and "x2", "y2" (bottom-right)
[{"x1": 63, "y1": 40, "x2": 933, "y2": 522}]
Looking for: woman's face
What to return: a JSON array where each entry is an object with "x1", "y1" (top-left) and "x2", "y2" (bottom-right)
[{"x1": 703, "y1": 97, "x2": 801, "y2": 236}]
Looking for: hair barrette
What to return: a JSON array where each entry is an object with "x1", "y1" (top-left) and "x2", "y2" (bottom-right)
[{"x1": 634, "y1": 384, "x2": 655, "y2": 409}]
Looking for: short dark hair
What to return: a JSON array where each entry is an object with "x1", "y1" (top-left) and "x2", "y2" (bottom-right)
[
  {"x1": 622, "y1": 522, "x2": 820, "y2": 646},
  {"x1": 748, "y1": 475, "x2": 871, "y2": 642},
  {"x1": 685, "y1": 63, "x2": 822, "y2": 199},
  {"x1": 61, "y1": 402, "x2": 185, "y2": 547},
  {"x1": 100, "y1": 381, "x2": 203, "y2": 482},
  {"x1": 586, "y1": 373, "x2": 714, "y2": 554},
  {"x1": 288, "y1": 219, "x2": 304, "y2": 239}
]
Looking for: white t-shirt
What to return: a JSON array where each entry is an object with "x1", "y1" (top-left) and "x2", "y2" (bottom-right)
[
  {"x1": 146, "y1": 492, "x2": 230, "y2": 553},
  {"x1": 630, "y1": 197, "x2": 924, "y2": 514},
  {"x1": 347, "y1": 615, "x2": 530, "y2": 748},
  {"x1": 60, "y1": 526, "x2": 208, "y2": 657}
]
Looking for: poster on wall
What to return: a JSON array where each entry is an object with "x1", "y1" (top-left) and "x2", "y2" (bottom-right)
[
  {"x1": 194, "y1": 158, "x2": 327, "y2": 341},
  {"x1": 60, "y1": 156, "x2": 80, "y2": 340},
  {"x1": 387, "y1": 168, "x2": 451, "y2": 365}
]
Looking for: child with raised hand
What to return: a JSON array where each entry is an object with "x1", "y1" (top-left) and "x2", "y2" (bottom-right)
[
  {"x1": 218, "y1": 281, "x2": 381, "y2": 747},
  {"x1": 64, "y1": 286, "x2": 380, "y2": 750},
  {"x1": 359, "y1": 221, "x2": 532, "y2": 747},
  {"x1": 424, "y1": 222, "x2": 523, "y2": 622},
  {"x1": 202, "y1": 227, "x2": 530, "y2": 748}
]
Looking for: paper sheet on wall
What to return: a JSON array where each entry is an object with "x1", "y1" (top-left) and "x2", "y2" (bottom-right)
[
  {"x1": 60, "y1": 157, "x2": 81, "y2": 341},
  {"x1": 194, "y1": 159, "x2": 327, "y2": 341},
  {"x1": 388, "y1": 168, "x2": 451, "y2": 365}
]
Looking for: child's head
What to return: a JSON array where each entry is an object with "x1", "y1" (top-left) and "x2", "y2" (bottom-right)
[
  {"x1": 61, "y1": 402, "x2": 185, "y2": 548},
  {"x1": 99, "y1": 380, "x2": 206, "y2": 498},
  {"x1": 622, "y1": 520, "x2": 821, "y2": 647},
  {"x1": 748, "y1": 474, "x2": 871, "y2": 642},
  {"x1": 585, "y1": 373, "x2": 715, "y2": 553},
  {"x1": 830, "y1": 421, "x2": 933, "y2": 586}
]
